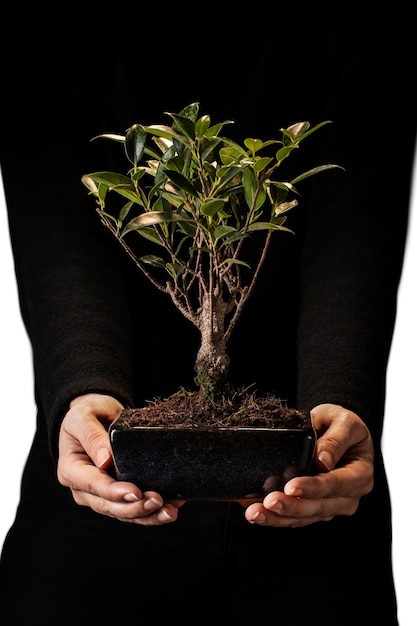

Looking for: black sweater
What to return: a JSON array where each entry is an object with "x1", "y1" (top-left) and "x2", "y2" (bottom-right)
[{"x1": 1, "y1": 7, "x2": 416, "y2": 460}]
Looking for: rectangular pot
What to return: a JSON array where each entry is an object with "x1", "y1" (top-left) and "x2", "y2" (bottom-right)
[{"x1": 109, "y1": 423, "x2": 316, "y2": 501}]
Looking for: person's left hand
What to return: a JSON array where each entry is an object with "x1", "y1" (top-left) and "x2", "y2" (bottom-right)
[{"x1": 243, "y1": 403, "x2": 374, "y2": 527}]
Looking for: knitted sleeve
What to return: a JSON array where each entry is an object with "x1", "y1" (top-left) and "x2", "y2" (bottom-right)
[
  {"x1": 296, "y1": 24, "x2": 416, "y2": 437},
  {"x1": 1, "y1": 32, "x2": 135, "y2": 459}
]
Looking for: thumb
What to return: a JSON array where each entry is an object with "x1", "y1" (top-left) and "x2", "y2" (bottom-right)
[
  {"x1": 314, "y1": 447, "x2": 334, "y2": 472},
  {"x1": 65, "y1": 393, "x2": 122, "y2": 469},
  {"x1": 85, "y1": 423, "x2": 114, "y2": 470},
  {"x1": 95, "y1": 443, "x2": 113, "y2": 470}
]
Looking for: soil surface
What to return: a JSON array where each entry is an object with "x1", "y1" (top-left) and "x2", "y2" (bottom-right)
[{"x1": 118, "y1": 387, "x2": 311, "y2": 429}]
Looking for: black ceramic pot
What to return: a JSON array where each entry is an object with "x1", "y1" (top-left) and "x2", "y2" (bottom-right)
[{"x1": 109, "y1": 416, "x2": 316, "y2": 501}]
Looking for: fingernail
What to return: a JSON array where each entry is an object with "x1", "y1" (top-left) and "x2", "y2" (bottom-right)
[
  {"x1": 317, "y1": 451, "x2": 332, "y2": 472},
  {"x1": 143, "y1": 497, "x2": 162, "y2": 511},
  {"x1": 249, "y1": 511, "x2": 266, "y2": 525},
  {"x1": 265, "y1": 496, "x2": 285, "y2": 510},
  {"x1": 123, "y1": 492, "x2": 141, "y2": 502},
  {"x1": 158, "y1": 509, "x2": 176, "y2": 522},
  {"x1": 96, "y1": 448, "x2": 111, "y2": 468}
]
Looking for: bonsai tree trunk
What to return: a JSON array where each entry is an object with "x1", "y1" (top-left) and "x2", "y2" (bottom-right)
[{"x1": 195, "y1": 291, "x2": 231, "y2": 396}]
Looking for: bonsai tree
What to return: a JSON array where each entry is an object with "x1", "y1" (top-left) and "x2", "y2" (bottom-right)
[{"x1": 82, "y1": 101, "x2": 340, "y2": 404}]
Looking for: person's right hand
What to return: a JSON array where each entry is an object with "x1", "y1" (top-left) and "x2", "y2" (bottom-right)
[{"x1": 56, "y1": 393, "x2": 180, "y2": 525}]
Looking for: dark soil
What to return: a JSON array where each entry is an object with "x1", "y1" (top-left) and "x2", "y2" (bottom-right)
[{"x1": 118, "y1": 387, "x2": 311, "y2": 429}]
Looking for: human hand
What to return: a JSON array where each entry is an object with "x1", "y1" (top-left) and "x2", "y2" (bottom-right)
[
  {"x1": 244, "y1": 403, "x2": 374, "y2": 527},
  {"x1": 57, "y1": 393, "x2": 180, "y2": 525}
]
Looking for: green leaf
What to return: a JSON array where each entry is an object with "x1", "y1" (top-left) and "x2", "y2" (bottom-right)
[
  {"x1": 201, "y1": 137, "x2": 223, "y2": 161},
  {"x1": 242, "y1": 168, "x2": 265, "y2": 210},
  {"x1": 173, "y1": 102, "x2": 200, "y2": 125},
  {"x1": 85, "y1": 171, "x2": 132, "y2": 187},
  {"x1": 97, "y1": 184, "x2": 108, "y2": 204},
  {"x1": 131, "y1": 168, "x2": 146, "y2": 183},
  {"x1": 291, "y1": 163, "x2": 343, "y2": 185},
  {"x1": 242, "y1": 167, "x2": 256, "y2": 207},
  {"x1": 216, "y1": 164, "x2": 245, "y2": 192},
  {"x1": 125, "y1": 124, "x2": 146, "y2": 166},
  {"x1": 219, "y1": 145, "x2": 246, "y2": 165},
  {"x1": 166, "y1": 262, "x2": 185, "y2": 280},
  {"x1": 276, "y1": 145, "x2": 297, "y2": 163},
  {"x1": 168, "y1": 113, "x2": 196, "y2": 140},
  {"x1": 244, "y1": 138, "x2": 263, "y2": 154},
  {"x1": 219, "y1": 257, "x2": 251, "y2": 269},
  {"x1": 254, "y1": 157, "x2": 273, "y2": 173},
  {"x1": 165, "y1": 170, "x2": 199, "y2": 197},
  {"x1": 119, "y1": 201, "x2": 134, "y2": 221},
  {"x1": 205, "y1": 120, "x2": 234, "y2": 138},
  {"x1": 268, "y1": 180, "x2": 293, "y2": 194},
  {"x1": 114, "y1": 187, "x2": 144, "y2": 204},
  {"x1": 152, "y1": 136, "x2": 172, "y2": 155},
  {"x1": 135, "y1": 227, "x2": 165, "y2": 246},
  {"x1": 247, "y1": 221, "x2": 292, "y2": 232},
  {"x1": 260, "y1": 139, "x2": 280, "y2": 149},
  {"x1": 84, "y1": 172, "x2": 143, "y2": 204},
  {"x1": 293, "y1": 120, "x2": 333, "y2": 143},
  {"x1": 195, "y1": 114, "x2": 211, "y2": 138},
  {"x1": 214, "y1": 225, "x2": 236, "y2": 240},
  {"x1": 254, "y1": 185, "x2": 266, "y2": 210},
  {"x1": 145, "y1": 124, "x2": 191, "y2": 149},
  {"x1": 99, "y1": 210, "x2": 118, "y2": 225},
  {"x1": 178, "y1": 220, "x2": 197, "y2": 238},
  {"x1": 175, "y1": 234, "x2": 192, "y2": 256},
  {"x1": 140, "y1": 254, "x2": 166, "y2": 267},
  {"x1": 91, "y1": 133, "x2": 125, "y2": 144},
  {"x1": 200, "y1": 199, "x2": 226, "y2": 217},
  {"x1": 219, "y1": 231, "x2": 250, "y2": 247},
  {"x1": 121, "y1": 211, "x2": 191, "y2": 236}
]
